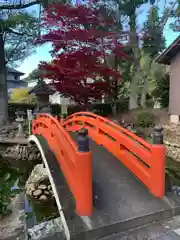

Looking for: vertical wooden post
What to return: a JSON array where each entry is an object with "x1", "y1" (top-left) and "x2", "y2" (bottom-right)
[
  {"x1": 150, "y1": 125, "x2": 166, "y2": 197},
  {"x1": 76, "y1": 128, "x2": 92, "y2": 216}
]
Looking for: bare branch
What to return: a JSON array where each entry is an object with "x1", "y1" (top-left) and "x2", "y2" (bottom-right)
[
  {"x1": 160, "y1": 1, "x2": 177, "y2": 30},
  {"x1": 7, "y1": 27, "x2": 35, "y2": 37},
  {"x1": 6, "y1": 38, "x2": 22, "y2": 64},
  {"x1": 7, "y1": 28, "x2": 25, "y2": 36},
  {"x1": 0, "y1": 0, "x2": 41, "y2": 10}
]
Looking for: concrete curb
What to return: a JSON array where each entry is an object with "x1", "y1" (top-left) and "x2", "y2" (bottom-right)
[{"x1": 71, "y1": 194, "x2": 180, "y2": 240}]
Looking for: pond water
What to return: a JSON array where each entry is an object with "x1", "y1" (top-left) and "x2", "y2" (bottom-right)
[{"x1": 0, "y1": 157, "x2": 59, "y2": 227}]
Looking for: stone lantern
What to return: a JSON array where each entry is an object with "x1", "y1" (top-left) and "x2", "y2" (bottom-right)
[
  {"x1": 28, "y1": 78, "x2": 55, "y2": 115},
  {"x1": 15, "y1": 110, "x2": 26, "y2": 137}
]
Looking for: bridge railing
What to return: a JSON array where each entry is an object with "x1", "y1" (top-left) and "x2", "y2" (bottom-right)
[
  {"x1": 63, "y1": 112, "x2": 166, "y2": 198},
  {"x1": 32, "y1": 113, "x2": 92, "y2": 216}
]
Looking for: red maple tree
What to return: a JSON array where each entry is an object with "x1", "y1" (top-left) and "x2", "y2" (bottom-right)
[{"x1": 37, "y1": 2, "x2": 127, "y2": 106}]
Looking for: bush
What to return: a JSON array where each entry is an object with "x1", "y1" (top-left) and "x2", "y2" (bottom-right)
[
  {"x1": 89, "y1": 99, "x2": 129, "y2": 117},
  {"x1": 152, "y1": 74, "x2": 169, "y2": 108},
  {"x1": 8, "y1": 103, "x2": 36, "y2": 120},
  {"x1": 116, "y1": 98, "x2": 129, "y2": 113},
  {"x1": 0, "y1": 163, "x2": 21, "y2": 217},
  {"x1": 67, "y1": 105, "x2": 81, "y2": 115},
  {"x1": 8, "y1": 98, "x2": 129, "y2": 120},
  {"x1": 146, "y1": 99, "x2": 154, "y2": 108},
  {"x1": 8, "y1": 103, "x2": 61, "y2": 120},
  {"x1": 89, "y1": 102, "x2": 112, "y2": 116},
  {"x1": 134, "y1": 110, "x2": 156, "y2": 128},
  {"x1": 51, "y1": 104, "x2": 61, "y2": 115}
]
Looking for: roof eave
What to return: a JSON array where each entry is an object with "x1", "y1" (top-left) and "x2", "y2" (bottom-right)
[{"x1": 155, "y1": 36, "x2": 180, "y2": 65}]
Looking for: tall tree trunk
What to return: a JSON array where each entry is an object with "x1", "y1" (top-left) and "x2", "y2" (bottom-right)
[
  {"x1": 140, "y1": 77, "x2": 148, "y2": 108},
  {"x1": 0, "y1": 32, "x2": 8, "y2": 125},
  {"x1": 129, "y1": 13, "x2": 140, "y2": 110}
]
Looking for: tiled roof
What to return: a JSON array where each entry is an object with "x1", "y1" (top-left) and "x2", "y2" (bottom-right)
[{"x1": 7, "y1": 67, "x2": 25, "y2": 76}]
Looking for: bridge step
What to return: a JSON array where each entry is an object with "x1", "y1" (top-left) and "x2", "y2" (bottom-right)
[
  {"x1": 98, "y1": 215, "x2": 180, "y2": 240},
  {"x1": 68, "y1": 133, "x2": 180, "y2": 240}
]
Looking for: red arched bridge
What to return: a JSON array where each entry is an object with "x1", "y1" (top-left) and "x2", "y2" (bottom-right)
[{"x1": 29, "y1": 112, "x2": 169, "y2": 240}]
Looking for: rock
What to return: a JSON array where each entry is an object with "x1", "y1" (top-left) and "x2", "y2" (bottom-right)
[
  {"x1": 26, "y1": 189, "x2": 33, "y2": 196},
  {"x1": 1, "y1": 143, "x2": 42, "y2": 168},
  {"x1": 25, "y1": 164, "x2": 55, "y2": 200},
  {"x1": 29, "y1": 153, "x2": 35, "y2": 161},
  {"x1": 33, "y1": 189, "x2": 42, "y2": 197},
  {"x1": 25, "y1": 164, "x2": 49, "y2": 190},
  {"x1": 30, "y1": 183, "x2": 36, "y2": 191},
  {"x1": 15, "y1": 144, "x2": 20, "y2": 153},
  {"x1": 44, "y1": 190, "x2": 50, "y2": 196},
  {"x1": 25, "y1": 164, "x2": 54, "y2": 200},
  {"x1": 28, "y1": 217, "x2": 64, "y2": 240},
  {"x1": 39, "y1": 195, "x2": 48, "y2": 201},
  {"x1": 38, "y1": 184, "x2": 47, "y2": 190}
]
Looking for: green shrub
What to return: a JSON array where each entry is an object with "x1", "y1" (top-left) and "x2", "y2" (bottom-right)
[
  {"x1": 134, "y1": 110, "x2": 155, "y2": 128},
  {"x1": 8, "y1": 103, "x2": 61, "y2": 120},
  {"x1": 89, "y1": 102, "x2": 112, "y2": 116},
  {"x1": 152, "y1": 74, "x2": 169, "y2": 108},
  {"x1": 0, "y1": 163, "x2": 21, "y2": 217},
  {"x1": 116, "y1": 99, "x2": 129, "y2": 113},
  {"x1": 67, "y1": 105, "x2": 81, "y2": 115},
  {"x1": 89, "y1": 99, "x2": 129, "y2": 117},
  {"x1": 51, "y1": 104, "x2": 61, "y2": 115},
  {"x1": 146, "y1": 99, "x2": 154, "y2": 108},
  {"x1": 8, "y1": 98, "x2": 129, "y2": 120}
]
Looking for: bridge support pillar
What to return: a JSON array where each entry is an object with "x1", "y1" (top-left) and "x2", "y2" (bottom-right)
[
  {"x1": 76, "y1": 128, "x2": 92, "y2": 216},
  {"x1": 150, "y1": 125, "x2": 165, "y2": 198}
]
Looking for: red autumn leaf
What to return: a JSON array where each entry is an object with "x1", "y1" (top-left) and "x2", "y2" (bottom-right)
[{"x1": 36, "y1": 2, "x2": 127, "y2": 106}]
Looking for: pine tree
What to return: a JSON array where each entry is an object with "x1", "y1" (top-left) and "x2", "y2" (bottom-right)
[{"x1": 142, "y1": 6, "x2": 166, "y2": 58}]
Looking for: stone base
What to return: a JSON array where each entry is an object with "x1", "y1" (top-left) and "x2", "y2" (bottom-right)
[
  {"x1": 28, "y1": 217, "x2": 65, "y2": 240},
  {"x1": 170, "y1": 115, "x2": 180, "y2": 124}
]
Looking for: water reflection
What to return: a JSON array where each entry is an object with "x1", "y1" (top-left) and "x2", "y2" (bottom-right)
[{"x1": 0, "y1": 158, "x2": 59, "y2": 227}]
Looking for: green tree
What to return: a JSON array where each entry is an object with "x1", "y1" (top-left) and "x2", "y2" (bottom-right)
[
  {"x1": 9, "y1": 88, "x2": 36, "y2": 103},
  {"x1": 0, "y1": 9, "x2": 38, "y2": 125},
  {"x1": 163, "y1": 0, "x2": 180, "y2": 33},
  {"x1": 142, "y1": 6, "x2": 166, "y2": 58},
  {"x1": 113, "y1": 0, "x2": 155, "y2": 109},
  {"x1": 137, "y1": 52, "x2": 167, "y2": 107},
  {"x1": 23, "y1": 67, "x2": 44, "y2": 82},
  {"x1": 0, "y1": 0, "x2": 69, "y2": 125},
  {"x1": 4, "y1": 10, "x2": 38, "y2": 66}
]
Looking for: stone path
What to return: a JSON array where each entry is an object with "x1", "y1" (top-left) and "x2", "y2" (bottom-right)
[
  {"x1": 101, "y1": 216, "x2": 180, "y2": 240},
  {"x1": 156, "y1": 231, "x2": 180, "y2": 240},
  {"x1": 27, "y1": 219, "x2": 180, "y2": 240}
]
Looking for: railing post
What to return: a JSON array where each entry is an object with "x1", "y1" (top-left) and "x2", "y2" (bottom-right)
[
  {"x1": 153, "y1": 125, "x2": 164, "y2": 144},
  {"x1": 150, "y1": 125, "x2": 166, "y2": 198},
  {"x1": 76, "y1": 128, "x2": 92, "y2": 216},
  {"x1": 77, "y1": 128, "x2": 89, "y2": 152}
]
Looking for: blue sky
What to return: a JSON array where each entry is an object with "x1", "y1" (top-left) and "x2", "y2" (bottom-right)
[{"x1": 17, "y1": 3, "x2": 179, "y2": 77}]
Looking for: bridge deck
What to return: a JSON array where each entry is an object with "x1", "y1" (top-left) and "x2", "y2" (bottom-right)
[
  {"x1": 67, "y1": 134, "x2": 173, "y2": 239},
  {"x1": 40, "y1": 133, "x2": 178, "y2": 240}
]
